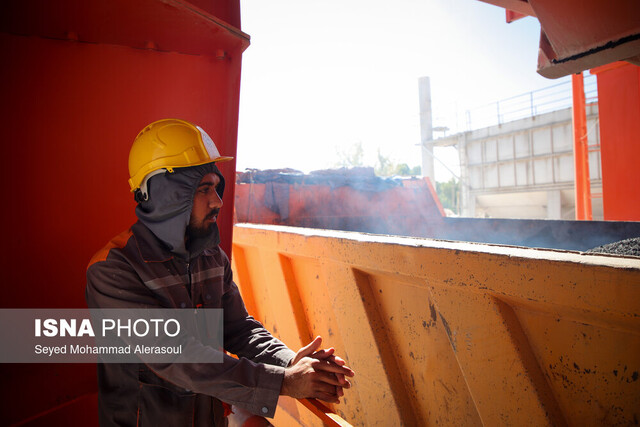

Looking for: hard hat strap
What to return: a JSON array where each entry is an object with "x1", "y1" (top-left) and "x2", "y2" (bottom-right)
[{"x1": 138, "y1": 169, "x2": 168, "y2": 201}]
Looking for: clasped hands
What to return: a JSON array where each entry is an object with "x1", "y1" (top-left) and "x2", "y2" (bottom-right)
[{"x1": 281, "y1": 336, "x2": 355, "y2": 404}]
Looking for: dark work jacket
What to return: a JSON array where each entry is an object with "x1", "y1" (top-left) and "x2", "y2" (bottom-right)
[{"x1": 86, "y1": 221, "x2": 296, "y2": 426}]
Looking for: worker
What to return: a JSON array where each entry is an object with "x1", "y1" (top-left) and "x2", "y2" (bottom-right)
[{"x1": 86, "y1": 118, "x2": 354, "y2": 426}]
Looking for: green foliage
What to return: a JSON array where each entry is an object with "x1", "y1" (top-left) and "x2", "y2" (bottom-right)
[
  {"x1": 436, "y1": 178, "x2": 461, "y2": 214},
  {"x1": 376, "y1": 161, "x2": 421, "y2": 177},
  {"x1": 374, "y1": 148, "x2": 394, "y2": 176},
  {"x1": 335, "y1": 141, "x2": 365, "y2": 168},
  {"x1": 374, "y1": 149, "x2": 421, "y2": 176},
  {"x1": 335, "y1": 143, "x2": 420, "y2": 176},
  {"x1": 335, "y1": 143, "x2": 421, "y2": 177}
]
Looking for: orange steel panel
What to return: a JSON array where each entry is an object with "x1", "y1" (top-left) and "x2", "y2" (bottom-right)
[
  {"x1": 481, "y1": 0, "x2": 640, "y2": 78},
  {"x1": 232, "y1": 224, "x2": 640, "y2": 426},
  {"x1": 0, "y1": 0, "x2": 245, "y2": 424},
  {"x1": 298, "y1": 399, "x2": 354, "y2": 427},
  {"x1": 532, "y1": 0, "x2": 640, "y2": 78},
  {"x1": 590, "y1": 62, "x2": 640, "y2": 221},
  {"x1": 571, "y1": 73, "x2": 592, "y2": 220},
  {"x1": 530, "y1": 0, "x2": 640, "y2": 61}
]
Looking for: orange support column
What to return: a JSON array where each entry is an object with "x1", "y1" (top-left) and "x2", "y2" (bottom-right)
[
  {"x1": 590, "y1": 62, "x2": 640, "y2": 221},
  {"x1": 571, "y1": 72, "x2": 592, "y2": 220},
  {"x1": 0, "y1": 1, "x2": 247, "y2": 425}
]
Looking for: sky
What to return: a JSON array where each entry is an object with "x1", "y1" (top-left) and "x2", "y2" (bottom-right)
[{"x1": 236, "y1": 0, "x2": 571, "y2": 182}]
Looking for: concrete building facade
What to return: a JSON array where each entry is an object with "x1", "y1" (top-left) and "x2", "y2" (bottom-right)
[{"x1": 429, "y1": 104, "x2": 602, "y2": 220}]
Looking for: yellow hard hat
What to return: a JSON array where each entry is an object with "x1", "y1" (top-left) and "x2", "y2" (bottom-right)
[{"x1": 128, "y1": 118, "x2": 233, "y2": 197}]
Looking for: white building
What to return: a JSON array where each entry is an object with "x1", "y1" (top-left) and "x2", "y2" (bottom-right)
[{"x1": 421, "y1": 77, "x2": 602, "y2": 220}]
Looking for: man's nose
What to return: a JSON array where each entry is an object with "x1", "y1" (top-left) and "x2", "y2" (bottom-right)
[{"x1": 209, "y1": 191, "x2": 223, "y2": 208}]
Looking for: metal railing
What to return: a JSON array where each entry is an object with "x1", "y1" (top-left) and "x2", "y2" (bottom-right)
[{"x1": 442, "y1": 73, "x2": 598, "y2": 134}]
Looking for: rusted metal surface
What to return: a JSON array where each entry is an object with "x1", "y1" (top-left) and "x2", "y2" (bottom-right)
[{"x1": 232, "y1": 224, "x2": 640, "y2": 426}]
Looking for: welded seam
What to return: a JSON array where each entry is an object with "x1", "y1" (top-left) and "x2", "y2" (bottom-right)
[{"x1": 551, "y1": 33, "x2": 640, "y2": 64}]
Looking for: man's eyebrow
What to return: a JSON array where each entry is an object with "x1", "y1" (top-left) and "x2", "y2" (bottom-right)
[{"x1": 198, "y1": 179, "x2": 220, "y2": 188}]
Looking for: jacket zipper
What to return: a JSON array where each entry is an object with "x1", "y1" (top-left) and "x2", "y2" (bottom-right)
[{"x1": 186, "y1": 261, "x2": 192, "y2": 300}]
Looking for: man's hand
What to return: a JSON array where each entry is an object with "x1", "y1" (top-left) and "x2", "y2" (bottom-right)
[{"x1": 282, "y1": 336, "x2": 355, "y2": 404}]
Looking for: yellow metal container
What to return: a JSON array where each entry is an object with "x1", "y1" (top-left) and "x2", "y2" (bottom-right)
[{"x1": 231, "y1": 224, "x2": 640, "y2": 426}]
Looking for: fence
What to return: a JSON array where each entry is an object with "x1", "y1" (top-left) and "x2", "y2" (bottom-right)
[{"x1": 443, "y1": 73, "x2": 598, "y2": 134}]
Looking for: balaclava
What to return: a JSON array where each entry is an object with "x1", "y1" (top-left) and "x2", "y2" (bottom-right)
[{"x1": 135, "y1": 163, "x2": 225, "y2": 260}]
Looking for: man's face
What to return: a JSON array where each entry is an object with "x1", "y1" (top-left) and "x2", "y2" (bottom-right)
[{"x1": 187, "y1": 172, "x2": 223, "y2": 239}]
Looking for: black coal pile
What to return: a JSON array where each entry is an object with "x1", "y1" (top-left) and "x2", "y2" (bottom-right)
[
  {"x1": 236, "y1": 167, "x2": 402, "y2": 191},
  {"x1": 587, "y1": 237, "x2": 640, "y2": 257}
]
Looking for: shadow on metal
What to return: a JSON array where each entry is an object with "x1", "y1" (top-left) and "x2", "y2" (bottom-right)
[{"x1": 232, "y1": 223, "x2": 640, "y2": 426}]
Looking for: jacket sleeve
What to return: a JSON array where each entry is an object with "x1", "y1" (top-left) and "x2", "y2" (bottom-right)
[
  {"x1": 220, "y1": 252, "x2": 297, "y2": 368},
  {"x1": 86, "y1": 255, "x2": 291, "y2": 418}
]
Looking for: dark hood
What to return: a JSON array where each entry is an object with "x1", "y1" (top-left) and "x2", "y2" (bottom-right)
[{"x1": 135, "y1": 163, "x2": 225, "y2": 260}]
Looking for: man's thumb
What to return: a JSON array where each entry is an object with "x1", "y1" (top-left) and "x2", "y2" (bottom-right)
[{"x1": 300, "y1": 336, "x2": 322, "y2": 358}]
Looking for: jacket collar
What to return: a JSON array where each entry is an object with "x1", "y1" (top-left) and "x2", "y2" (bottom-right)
[{"x1": 131, "y1": 221, "x2": 175, "y2": 263}]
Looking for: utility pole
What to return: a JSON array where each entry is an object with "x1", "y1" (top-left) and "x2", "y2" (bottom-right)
[{"x1": 418, "y1": 76, "x2": 435, "y2": 184}]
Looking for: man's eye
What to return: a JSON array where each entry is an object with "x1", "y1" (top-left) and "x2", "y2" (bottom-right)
[{"x1": 199, "y1": 187, "x2": 210, "y2": 194}]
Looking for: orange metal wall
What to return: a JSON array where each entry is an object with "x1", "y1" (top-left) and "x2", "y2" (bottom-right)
[
  {"x1": 590, "y1": 62, "x2": 640, "y2": 221},
  {"x1": 232, "y1": 224, "x2": 640, "y2": 426},
  {"x1": 0, "y1": 1, "x2": 244, "y2": 423}
]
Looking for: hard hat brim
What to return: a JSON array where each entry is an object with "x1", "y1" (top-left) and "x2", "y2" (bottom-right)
[{"x1": 129, "y1": 156, "x2": 234, "y2": 192}]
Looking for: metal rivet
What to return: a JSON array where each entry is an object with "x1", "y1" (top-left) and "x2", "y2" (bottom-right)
[
  {"x1": 180, "y1": 302, "x2": 186, "y2": 308},
  {"x1": 206, "y1": 294, "x2": 211, "y2": 300},
  {"x1": 261, "y1": 406, "x2": 268, "y2": 414}
]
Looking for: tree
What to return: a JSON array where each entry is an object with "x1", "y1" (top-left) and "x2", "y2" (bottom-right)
[
  {"x1": 390, "y1": 163, "x2": 422, "y2": 176},
  {"x1": 335, "y1": 141, "x2": 365, "y2": 168},
  {"x1": 335, "y1": 143, "x2": 421, "y2": 177},
  {"x1": 395, "y1": 163, "x2": 411, "y2": 176},
  {"x1": 374, "y1": 148, "x2": 394, "y2": 176},
  {"x1": 436, "y1": 178, "x2": 461, "y2": 214}
]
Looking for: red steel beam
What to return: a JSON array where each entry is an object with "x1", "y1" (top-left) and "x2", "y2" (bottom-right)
[
  {"x1": 571, "y1": 72, "x2": 592, "y2": 220},
  {"x1": 506, "y1": 10, "x2": 527, "y2": 23},
  {"x1": 477, "y1": 0, "x2": 535, "y2": 17}
]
